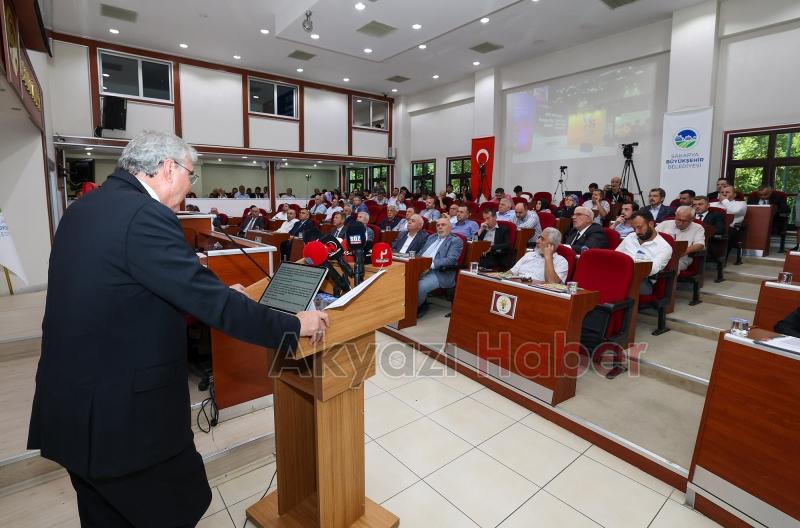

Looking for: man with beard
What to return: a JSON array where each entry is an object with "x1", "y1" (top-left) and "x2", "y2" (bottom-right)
[
  {"x1": 509, "y1": 227, "x2": 568, "y2": 283},
  {"x1": 616, "y1": 210, "x2": 673, "y2": 294}
]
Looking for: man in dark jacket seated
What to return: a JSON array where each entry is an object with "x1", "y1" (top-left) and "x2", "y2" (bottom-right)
[
  {"x1": 693, "y1": 196, "x2": 726, "y2": 236},
  {"x1": 747, "y1": 184, "x2": 789, "y2": 237},
  {"x1": 237, "y1": 205, "x2": 264, "y2": 236},
  {"x1": 564, "y1": 206, "x2": 609, "y2": 255},
  {"x1": 379, "y1": 205, "x2": 402, "y2": 231},
  {"x1": 392, "y1": 214, "x2": 428, "y2": 254},
  {"x1": 477, "y1": 209, "x2": 513, "y2": 269},
  {"x1": 775, "y1": 307, "x2": 800, "y2": 338}
]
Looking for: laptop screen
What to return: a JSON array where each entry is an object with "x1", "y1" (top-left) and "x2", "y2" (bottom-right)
[{"x1": 258, "y1": 262, "x2": 328, "y2": 314}]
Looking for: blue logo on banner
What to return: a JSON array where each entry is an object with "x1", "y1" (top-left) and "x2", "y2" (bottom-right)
[{"x1": 674, "y1": 129, "x2": 698, "y2": 149}]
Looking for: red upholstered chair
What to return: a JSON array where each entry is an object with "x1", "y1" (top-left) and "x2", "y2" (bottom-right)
[
  {"x1": 478, "y1": 202, "x2": 497, "y2": 216},
  {"x1": 511, "y1": 197, "x2": 527, "y2": 206},
  {"x1": 464, "y1": 201, "x2": 479, "y2": 216},
  {"x1": 366, "y1": 224, "x2": 381, "y2": 242},
  {"x1": 603, "y1": 228, "x2": 621, "y2": 250},
  {"x1": 413, "y1": 200, "x2": 427, "y2": 212},
  {"x1": 217, "y1": 213, "x2": 229, "y2": 225},
  {"x1": 705, "y1": 206, "x2": 729, "y2": 282},
  {"x1": 638, "y1": 232, "x2": 678, "y2": 335},
  {"x1": 453, "y1": 233, "x2": 469, "y2": 268},
  {"x1": 365, "y1": 199, "x2": 378, "y2": 207},
  {"x1": 307, "y1": 199, "x2": 316, "y2": 209},
  {"x1": 669, "y1": 198, "x2": 681, "y2": 209},
  {"x1": 556, "y1": 244, "x2": 577, "y2": 282},
  {"x1": 573, "y1": 249, "x2": 636, "y2": 378},
  {"x1": 533, "y1": 192, "x2": 552, "y2": 204},
  {"x1": 404, "y1": 199, "x2": 414, "y2": 209},
  {"x1": 497, "y1": 220, "x2": 517, "y2": 248},
  {"x1": 677, "y1": 221, "x2": 711, "y2": 306},
  {"x1": 539, "y1": 212, "x2": 556, "y2": 231},
  {"x1": 287, "y1": 203, "x2": 301, "y2": 215},
  {"x1": 520, "y1": 192, "x2": 534, "y2": 202}
]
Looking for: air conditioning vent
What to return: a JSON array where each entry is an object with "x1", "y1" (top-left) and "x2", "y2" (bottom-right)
[
  {"x1": 598, "y1": 0, "x2": 639, "y2": 8},
  {"x1": 288, "y1": 50, "x2": 316, "y2": 61},
  {"x1": 356, "y1": 21, "x2": 397, "y2": 38},
  {"x1": 386, "y1": 75, "x2": 410, "y2": 83},
  {"x1": 100, "y1": 4, "x2": 138, "y2": 23},
  {"x1": 470, "y1": 42, "x2": 504, "y2": 54}
]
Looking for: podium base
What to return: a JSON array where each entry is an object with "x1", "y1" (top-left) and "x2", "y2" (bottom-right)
[{"x1": 246, "y1": 490, "x2": 399, "y2": 528}]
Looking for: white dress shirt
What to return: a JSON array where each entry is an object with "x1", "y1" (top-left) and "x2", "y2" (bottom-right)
[
  {"x1": 276, "y1": 218, "x2": 299, "y2": 233},
  {"x1": 272, "y1": 211, "x2": 288, "y2": 221},
  {"x1": 324, "y1": 206, "x2": 343, "y2": 222},
  {"x1": 657, "y1": 220, "x2": 705, "y2": 271},
  {"x1": 399, "y1": 233, "x2": 419, "y2": 253},
  {"x1": 710, "y1": 199, "x2": 747, "y2": 226},
  {"x1": 497, "y1": 210, "x2": 516, "y2": 222},
  {"x1": 393, "y1": 219, "x2": 409, "y2": 232},
  {"x1": 139, "y1": 179, "x2": 160, "y2": 202},
  {"x1": 510, "y1": 250, "x2": 569, "y2": 283},
  {"x1": 616, "y1": 233, "x2": 673, "y2": 276}
]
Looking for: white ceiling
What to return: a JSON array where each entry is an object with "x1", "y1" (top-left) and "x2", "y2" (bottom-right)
[{"x1": 44, "y1": 0, "x2": 707, "y2": 97}]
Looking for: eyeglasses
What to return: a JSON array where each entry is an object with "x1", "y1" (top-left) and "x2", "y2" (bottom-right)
[{"x1": 171, "y1": 159, "x2": 199, "y2": 185}]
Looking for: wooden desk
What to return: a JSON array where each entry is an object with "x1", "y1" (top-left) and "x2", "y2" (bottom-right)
[
  {"x1": 178, "y1": 214, "x2": 215, "y2": 249},
  {"x1": 389, "y1": 256, "x2": 433, "y2": 330},
  {"x1": 743, "y1": 204, "x2": 774, "y2": 257},
  {"x1": 514, "y1": 228, "x2": 535, "y2": 259},
  {"x1": 445, "y1": 272, "x2": 598, "y2": 405},
  {"x1": 688, "y1": 329, "x2": 800, "y2": 528},
  {"x1": 380, "y1": 230, "x2": 399, "y2": 245},
  {"x1": 665, "y1": 240, "x2": 688, "y2": 314},
  {"x1": 465, "y1": 240, "x2": 491, "y2": 267},
  {"x1": 266, "y1": 219, "x2": 284, "y2": 231},
  {"x1": 627, "y1": 262, "x2": 653, "y2": 348},
  {"x1": 753, "y1": 280, "x2": 800, "y2": 331},
  {"x1": 783, "y1": 251, "x2": 800, "y2": 276}
]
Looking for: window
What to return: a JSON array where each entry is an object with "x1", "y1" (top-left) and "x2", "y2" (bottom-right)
[
  {"x1": 447, "y1": 157, "x2": 471, "y2": 197},
  {"x1": 411, "y1": 161, "x2": 435, "y2": 194},
  {"x1": 347, "y1": 168, "x2": 366, "y2": 194},
  {"x1": 726, "y1": 127, "x2": 800, "y2": 224},
  {"x1": 352, "y1": 97, "x2": 388, "y2": 130},
  {"x1": 99, "y1": 51, "x2": 172, "y2": 102},
  {"x1": 371, "y1": 166, "x2": 388, "y2": 191},
  {"x1": 249, "y1": 78, "x2": 298, "y2": 118}
]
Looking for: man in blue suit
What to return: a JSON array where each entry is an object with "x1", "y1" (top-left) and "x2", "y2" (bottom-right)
[{"x1": 417, "y1": 217, "x2": 464, "y2": 316}]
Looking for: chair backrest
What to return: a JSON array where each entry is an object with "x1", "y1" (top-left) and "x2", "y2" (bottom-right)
[
  {"x1": 602, "y1": 228, "x2": 621, "y2": 250},
  {"x1": 366, "y1": 224, "x2": 381, "y2": 241},
  {"x1": 533, "y1": 192, "x2": 552, "y2": 204},
  {"x1": 539, "y1": 212, "x2": 556, "y2": 230},
  {"x1": 217, "y1": 213, "x2": 229, "y2": 225},
  {"x1": 669, "y1": 198, "x2": 681, "y2": 209},
  {"x1": 556, "y1": 244, "x2": 577, "y2": 282},
  {"x1": 307, "y1": 199, "x2": 316, "y2": 209},
  {"x1": 497, "y1": 220, "x2": 517, "y2": 247},
  {"x1": 287, "y1": 203, "x2": 301, "y2": 215},
  {"x1": 464, "y1": 201, "x2": 479, "y2": 215},
  {"x1": 453, "y1": 233, "x2": 469, "y2": 266},
  {"x1": 511, "y1": 197, "x2": 528, "y2": 206},
  {"x1": 365, "y1": 199, "x2": 378, "y2": 207},
  {"x1": 478, "y1": 202, "x2": 497, "y2": 216},
  {"x1": 413, "y1": 200, "x2": 427, "y2": 212},
  {"x1": 573, "y1": 249, "x2": 633, "y2": 303}
]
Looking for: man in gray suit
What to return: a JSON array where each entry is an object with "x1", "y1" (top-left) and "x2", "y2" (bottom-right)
[{"x1": 417, "y1": 217, "x2": 464, "y2": 316}]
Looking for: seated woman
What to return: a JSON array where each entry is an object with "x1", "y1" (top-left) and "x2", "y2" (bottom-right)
[
  {"x1": 532, "y1": 197, "x2": 552, "y2": 215},
  {"x1": 555, "y1": 194, "x2": 579, "y2": 218}
]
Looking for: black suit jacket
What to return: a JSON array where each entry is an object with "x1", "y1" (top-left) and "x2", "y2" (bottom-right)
[
  {"x1": 647, "y1": 204, "x2": 675, "y2": 223},
  {"x1": 29, "y1": 168, "x2": 301, "y2": 479},
  {"x1": 379, "y1": 216, "x2": 401, "y2": 231},
  {"x1": 747, "y1": 193, "x2": 790, "y2": 216},
  {"x1": 478, "y1": 224, "x2": 513, "y2": 268},
  {"x1": 565, "y1": 223, "x2": 609, "y2": 254},
  {"x1": 392, "y1": 231, "x2": 428, "y2": 254},
  {"x1": 699, "y1": 210, "x2": 726, "y2": 236},
  {"x1": 288, "y1": 219, "x2": 313, "y2": 237},
  {"x1": 238, "y1": 215, "x2": 264, "y2": 235}
]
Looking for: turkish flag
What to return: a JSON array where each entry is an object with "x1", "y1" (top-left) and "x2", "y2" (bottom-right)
[{"x1": 470, "y1": 136, "x2": 495, "y2": 202}]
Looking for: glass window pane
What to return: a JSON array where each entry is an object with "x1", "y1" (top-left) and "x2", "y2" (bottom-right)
[
  {"x1": 775, "y1": 132, "x2": 800, "y2": 158},
  {"x1": 732, "y1": 135, "x2": 769, "y2": 160},
  {"x1": 774, "y1": 165, "x2": 800, "y2": 224},
  {"x1": 141, "y1": 61, "x2": 170, "y2": 100},
  {"x1": 413, "y1": 164, "x2": 422, "y2": 177},
  {"x1": 426, "y1": 162, "x2": 435, "y2": 175},
  {"x1": 463, "y1": 159, "x2": 471, "y2": 173},
  {"x1": 371, "y1": 101, "x2": 387, "y2": 129},
  {"x1": 353, "y1": 99, "x2": 370, "y2": 127},
  {"x1": 100, "y1": 53, "x2": 139, "y2": 96},
  {"x1": 733, "y1": 167, "x2": 764, "y2": 195},
  {"x1": 250, "y1": 80, "x2": 275, "y2": 114},
  {"x1": 450, "y1": 160, "x2": 461, "y2": 174},
  {"x1": 276, "y1": 85, "x2": 295, "y2": 117}
]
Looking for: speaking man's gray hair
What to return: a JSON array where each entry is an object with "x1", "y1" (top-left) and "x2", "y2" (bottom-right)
[{"x1": 118, "y1": 131, "x2": 197, "y2": 177}]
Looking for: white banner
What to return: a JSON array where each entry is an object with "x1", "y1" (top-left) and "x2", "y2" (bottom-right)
[
  {"x1": 0, "y1": 210, "x2": 28, "y2": 285},
  {"x1": 659, "y1": 107, "x2": 714, "y2": 202}
]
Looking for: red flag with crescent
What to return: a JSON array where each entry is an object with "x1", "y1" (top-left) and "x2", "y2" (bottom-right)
[{"x1": 470, "y1": 136, "x2": 495, "y2": 202}]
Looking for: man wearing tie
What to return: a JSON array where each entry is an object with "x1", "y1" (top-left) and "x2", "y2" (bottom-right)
[
  {"x1": 416, "y1": 217, "x2": 464, "y2": 316},
  {"x1": 692, "y1": 196, "x2": 725, "y2": 236},
  {"x1": 280, "y1": 208, "x2": 313, "y2": 260},
  {"x1": 238, "y1": 205, "x2": 264, "y2": 236},
  {"x1": 330, "y1": 212, "x2": 347, "y2": 239},
  {"x1": 564, "y1": 206, "x2": 608, "y2": 255}
]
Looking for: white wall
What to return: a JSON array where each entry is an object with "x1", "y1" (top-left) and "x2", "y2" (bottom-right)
[
  {"x1": 180, "y1": 65, "x2": 243, "y2": 147},
  {"x1": 49, "y1": 40, "x2": 93, "y2": 137},
  {"x1": 303, "y1": 88, "x2": 348, "y2": 155},
  {"x1": 410, "y1": 101, "x2": 475, "y2": 191},
  {"x1": 352, "y1": 129, "x2": 388, "y2": 158},
  {"x1": 274, "y1": 167, "x2": 339, "y2": 198},
  {"x1": 718, "y1": 0, "x2": 800, "y2": 38},
  {"x1": 103, "y1": 101, "x2": 175, "y2": 140},
  {"x1": 249, "y1": 116, "x2": 299, "y2": 151}
]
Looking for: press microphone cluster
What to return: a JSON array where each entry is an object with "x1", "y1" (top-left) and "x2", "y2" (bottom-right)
[
  {"x1": 319, "y1": 234, "x2": 354, "y2": 280},
  {"x1": 346, "y1": 223, "x2": 368, "y2": 285},
  {"x1": 302, "y1": 241, "x2": 351, "y2": 296}
]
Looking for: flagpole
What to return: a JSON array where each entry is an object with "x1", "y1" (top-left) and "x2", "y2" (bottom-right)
[{"x1": 3, "y1": 266, "x2": 13, "y2": 296}]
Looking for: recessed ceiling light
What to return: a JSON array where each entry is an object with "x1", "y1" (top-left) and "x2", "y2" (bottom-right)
[
  {"x1": 233, "y1": 55, "x2": 241, "y2": 60},
  {"x1": 432, "y1": 74, "x2": 439, "y2": 79},
  {"x1": 480, "y1": 17, "x2": 490, "y2": 24},
  {"x1": 253, "y1": 95, "x2": 259, "y2": 99},
  {"x1": 217, "y1": 158, "x2": 222, "y2": 162},
  {"x1": 356, "y1": 99, "x2": 362, "y2": 103},
  {"x1": 296, "y1": 68, "x2": 304, "y2": 73},
  {"x1": 343, "y1": 77, "x2": 350, "y2": 82},
  {"x1": 197, "y1": 153, "x2": 202, "y2": 156},
  {"x1": 252, "y1": 160, "x2": 257, "y2": 164},
  {"x1": 317, "y1": 161, "x2": 323, "y2": 163},
  {"x1": 84, "y1": 147, "x2": 93, "y2": 151},
  {"x1": 102, "y1": 73, "x2": 110, "y2": 78},
  {"x1": 260, "y1": 29, "x2": 270, "y2": 34},
  {"x1": 284, "y1": 162, "x2": 288, "y2": 166},
  {"x1": 532, "y1": 0, "x2": 540, "y2": 2},
  {"x1": 391, "y1": 88, "x2": 398, "y2": 93},
  {"x1": 354, "y1": 2, "x2": 366, "y2": 10},
  {"x1": 109, "y1": 28, "x2": 119, "y2": 34},
  {"x1": 242, "y1": 156, "x2": 248, "y2": 159},
  {"x1": 473, "y1": 61, "x2": 481, "y2": 66},
  {"x1": 411, "y1": 24, "x2": 422, "y2": 30},
  {"x1": 86, "y1": 152, "x2": 91, "y2": 155},
  {"x1": 418, "y1": 44, "x2": 427, "y2": 50},
  {"x1": 281, "y1": 158, "x2": 287, "y2": 161},
  {"x1": 179, "y1": 43, "x2": 188, "y2": 49},
  {"x1": 310, "y1": 33, "x2": 320, "y2": 40},
  {"x1": 363, "y1": 48, "x2": 373, "y2": 54},
  {"x1": 349, "y1": 163, "x2": 354, "y2": 166},
  {"x1": 313, "y1": 163, "x2": 317, "y2": 166}
]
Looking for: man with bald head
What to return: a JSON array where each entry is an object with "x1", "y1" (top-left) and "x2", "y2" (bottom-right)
[
  {"x1": 604, "y1": 175, "x2": 629, "y2": 204},
  {"x1": 451, "y1": 206, "x2": 479, "y2": 239},
  {"x1": 513, "y1": 202, "x2": 541, "y2": 243},
  {"x1": 416, "y1": 217, "x2": 464, "y2": 316},
  {"x1": 392, "y1": 214, "x2": 428, "y2": 254},
  {"x1": 657, "y1": 205, "x2": 706, "y2": 271},
  {"x1": 355, "y1": 211, "x2": 374, "y2": 242}
]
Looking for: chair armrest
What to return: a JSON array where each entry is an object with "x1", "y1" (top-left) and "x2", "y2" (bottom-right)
[{"x1": 594, "y1": 298, "x2": 635, "y2": 314}]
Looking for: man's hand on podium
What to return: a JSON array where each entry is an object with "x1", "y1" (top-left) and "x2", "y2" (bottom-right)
[
  {"x1": 297, "y1": 311, "x2": 331, "y2": 345},
  {"x1": 229, "y1": 283, "x2": 247, "y2": 294}
]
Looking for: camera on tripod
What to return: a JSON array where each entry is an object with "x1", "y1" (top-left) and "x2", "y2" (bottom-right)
[{"x1": 620, "y1": 142, "x2": 639, "y2": 160}]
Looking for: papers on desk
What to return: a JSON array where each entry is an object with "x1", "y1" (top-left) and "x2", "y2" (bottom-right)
[
  {"x1": 754, "y1": 335, "x2": 800, "y2": 356},
  {"x1": 324, "y1": 269, "x2": 385, "y2": 309}
]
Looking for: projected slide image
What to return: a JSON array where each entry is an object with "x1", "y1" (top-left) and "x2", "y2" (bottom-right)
[{"x1": 567, "y1": 110, "x2": 606, "y2": 153}]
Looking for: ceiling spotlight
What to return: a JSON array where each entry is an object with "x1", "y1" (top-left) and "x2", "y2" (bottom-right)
[
  {"x1": 179, "y1": 43, "x2": 188, "y2": 49},
  {"x1": 242, "y1": 156, "x2": 248, "y2": 159},
  {"x1": 218, "y1": 158, "x2": 222, "y2": 161},
  {"x1": 109, "y1": 28, "x2": 119, "y2": 34},
  {"x1": 432, "y1": 74, "x2": 439, "y2": 79},
  {"x1": 343, "y1": 77, "x2": 350, "y2": 82},
  {"x1": 302, "y1": 10, "x2": 313, "y2": 33},
  {"x1": 84, "y1": 147, "x2": 93, "y2": 151},
  {"x1": 310, "y1": 33, "x2": 320, "y2": 40},
  {"x1": 363, "y1": 48, "x2": 373, "y2": 54},
  {"x1": 284, "y1": 162, "x2": 288, "y2": 166},
  {"x1": 233, "y1": 55, "x2": 241, "y2": 60},
  {"x1": 260, "y1": 29, "x2": 270, "y2": 34},
  {"x1": 391, "y1": 88, "x2": 398, "y2": 93},
  {"x1": 356, "y1": 99, "x2": 362, "y2": 103},
  {"x1": 532, "y1": 0, "x2": 540, "y2": 2},
  {"x1": 296, "y1": 68, "x2": 304, "y2": 72},
  {"x1": 354, "y1": 2, "x2": 366, "y2": 10},
  {"x1": 473, "y1": 61, "x2": 481, "y2": 66},
  {"x1": 252, "y1": 160, "x2": 257, "y2": 164},
  {"x1": 480, "y1": 17, "x2": 490, "y2": 24},
  {"x1": 418, "y1": 44, "x2": 427, "y2": 50},
  {"x1": 412, "y1": 24, "x2": 422, "y2": 30},
  {"x1": 281, "y1": 158, "x2": 287, "y2": 161}
]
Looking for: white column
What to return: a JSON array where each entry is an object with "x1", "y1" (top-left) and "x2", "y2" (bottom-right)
[
  {"x1": 472, "y1": 68, "x2": 504, "y2": 190},
  {"x1": 392, "y1": 97, "x2": 412, "y2": 190}
]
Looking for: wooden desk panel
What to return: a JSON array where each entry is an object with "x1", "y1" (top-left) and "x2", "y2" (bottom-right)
[
  {"x1": 465, "y1": 240, "x2": 491, "y2": 267},
  {"x1": 782, "y1": 251, "x2": 800, "y2": 276},
  {"x1": 689, "y1": 331, "x2": 800, "y2": 526},
  {"x1": 391, "y1": 257, "x2": 432, "y2": 330},
  {"x1": 753, "y1": 280, "x2": 800, "y2": 331},
  {"x1": 627, "y1": 262, "x2": 653, "y2": 348},
  {"x1": 743, "y1": 205, "x2": 774, "y2": 256},
  {"x1": 380, "y1": 230, "x2": 399, "y2": 245},
  {"x1": 446, "y1": 273, "x2": 597, "y2": 404},
  {"x1": 556, "y1": 217, "x2": 572, "y2": 236},
  {"x1": 515, "y1": 228, "x2": 535, "y2": 260}
]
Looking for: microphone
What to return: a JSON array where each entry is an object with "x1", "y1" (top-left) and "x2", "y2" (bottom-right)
[
  {"x1": 319, "y1": 234, "x2": 354, "y2": 278},
  {"x1": 302, "y1": 241, "x2": 351, "y2": 296},
  {"x1": 371, "y1": 242, "x2": 393, "y2": 268},
  {"x1": 347, "y1": 223, "x2": 367, "y2": 285}
]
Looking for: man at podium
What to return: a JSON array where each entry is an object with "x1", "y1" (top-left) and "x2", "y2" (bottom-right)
[{"x1": 28, "y1": 132, "x2": 329, "y2": 527}]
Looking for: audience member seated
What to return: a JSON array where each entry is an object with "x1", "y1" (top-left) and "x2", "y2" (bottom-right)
[
  {"x1": 555, "y1": 194, "x2": 579, "y2": 218},
  {"x1": 496, "y1": 198, "x2": 516, "y2": 222},
  {"x1": 209, "y1": 207, "x2": 222, "y2": 229},
  {"x1": 184, "y1": 204, "x2": 200, "y2": 212},
  {"x1": 490, "y1": 187, "x2": 512, "y2": 204},
  {"x1": 509, "y1": 227, "x2": 569, "y2": 283},
  {"x1": 356, "y1": 212, "x2": 375, "y2": 242},
  {"x1": 420, "y1": 197, "x2": 442, "y2": 222},
  {"x1": 747, "y1": 184, "x2": 789, "y2": 234},
  {"x1": 774, "y1": 308, "x2": 800, "y2": 338},
  {"x1": 279, "y1": 209, "x2": 313, "y2": 260},
  {"x1": 352, "y1": 195, "x2": 368, "y2": 214},
  {"x1": 245, "y1": 187, "x2": 254, "y2": 197},
  {"x1": 238, "y1": 205, "x2": 265, "y2": 236},
  {"x1": 676, "y1": 189, "x2": 696, "y2": 207},
  {"x1": 588, "y1": 189, "x2": 610, "y2": 225},
  {"x1": 417, "y1": 218, "x2": 465, "y2": 316},
  {"x1": 234, "y1": 185, "x2": 249, "y2": 199},
  {"x1": 565, "y1": 206, "x2": 609, "y2": 255},
  {"x1": 582, "y1": 183, "x2": 599, "y2": 202},
  {"x1": 186, "y1": 192, "x2": 197, "y2": 199},
  {"x1": 379, "y1": 205, "x2": 402, "y2": 230},
  {"x1": 532, "y1": 198, "x2": 551, "y2": 215},
  {"x1": 447, "y1": 203, "x2": 460, "y2": 223},
  {"x1": 309, "y1": 194, "x2": 328, "y2": 215},
  {"x1": 280, "y1": 187, "x2": 296, "y2": 198},
  {"x1": 329, "y1": 212, "x2": 347, "y2": 239},
  {"x1": 616, "y1": 210, "x2": 673, "y2": 294},
  {"x1": 445, "y1": 184, "x2": 457, "y2": 200},
  {"x1": 706, "y1": 178, "x2": 728, "y2": 202},
  {"x1": 477, "y1": 209, "x2": 513, "y2": 269},
  {"x1": 323, "y1": 200, "x2": 344, "y2": 222},
  {"x1": 451, "y1": 206, "x2": 480, "y2": 239},
  {"x1": 272, "y1": 203, "x2": 290, "y2": 221},
  {"x1": 657, "y1": 206, "x2": 706, "y2": 271},
  {"x1": 275, "y1": 208, "x2": 299, "y2": 233},
  {"x1": 373, "y1": 191, "x2": 388, "y2": 205},
  {"x1": 394, "y1": 208, "x2": 416, "y2": 231},
  {"x1": 253, "y1": 186, "x2": 265, "y2": 198},
  {"x1": 609, "y1": 201, "x2": 639, "y2": 238},
  {"x1": 513, "y1": 185, "x2": 530, "y2": 202},
  {"x1": 604, "y1": 176, "x2": 629, "y2": 204},
  {"x1": 341, "y1": 204, "x2": 356, "y2": 226},
  {"x1": 710, "y1": 184, "x2": 747, "y2": 227},
  {"x1": 693, "y1": 195, "x2": 725, "y2": 235},
  {"x1": 229, "y1": 186, "x2": 238, "y2": 198},
  {"x1": 646, "y1": 187, "x2": 674, "y2": 222},
  {"x1": 513, "y1": 203, "x2": 541, "y2": 244},
  {"x1": 392, "y1": 214, "x2": 428, "y2": 254}
]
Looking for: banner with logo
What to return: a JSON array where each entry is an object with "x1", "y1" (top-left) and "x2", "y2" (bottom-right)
[
  {"x1": 470, "y1": 136, "x2": 495, "y2": 203},
  {"x1": 659, "y1": 107, "x2": 714, "y2": 201},
  {"x1": 0, "y1": 209, "x2": 27, "y2": 285}
]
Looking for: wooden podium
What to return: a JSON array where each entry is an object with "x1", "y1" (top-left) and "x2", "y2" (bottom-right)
[{"x1": 242, "y1": 263, "x2": 405, "y2": 528}]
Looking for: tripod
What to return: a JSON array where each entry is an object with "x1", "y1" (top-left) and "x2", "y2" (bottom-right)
[
  {"x1": 553, "y1": 166, "x2": 568, "y2": 203},
  {"x1": 620, "y1": 156, "x2": 645, "y2": 205}
]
